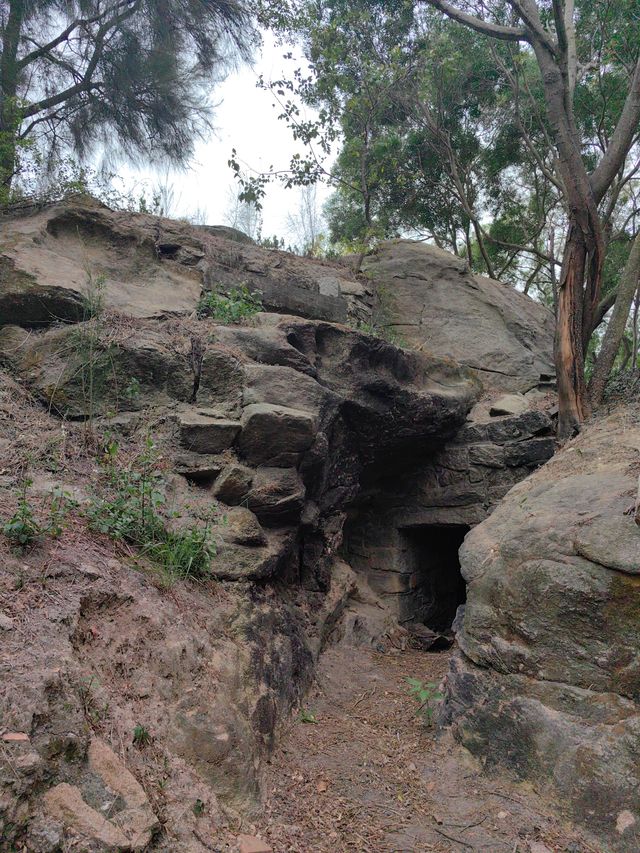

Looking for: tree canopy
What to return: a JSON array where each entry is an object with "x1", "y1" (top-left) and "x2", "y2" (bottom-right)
[{"x1": 0, "y1": 0, "x2": 255, "y2": 192}]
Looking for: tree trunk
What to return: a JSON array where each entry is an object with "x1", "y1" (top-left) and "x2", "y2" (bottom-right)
[
  {"x1": 632, "y1": 287, "x2": 640, "y2": 372},
  {"x1": 555, "y1": 222, "x2": 591, "y2": 438},
  {"x1": 423, "y1": 0, "x2": 640, "y2": 437},
  {"x1": 0, "y1": 0, "x2": 26, "y2": 195},
  {"x1": 589, "y1": 230, "x2": 640, "y2": 405},
  {"x1": 0, "y1": 142, "x2": 14, "y2": 189},
  {"x1": 527, "y1": 37, "x2": 605, "y2": 438}
]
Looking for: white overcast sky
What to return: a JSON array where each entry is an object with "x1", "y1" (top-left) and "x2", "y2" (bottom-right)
[{"x1": 120, "y1": 32, "x2": 333, "y2": 240}]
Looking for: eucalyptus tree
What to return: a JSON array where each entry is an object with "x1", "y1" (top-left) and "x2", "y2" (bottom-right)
[
  {"x1": 0, "y1": 0, "x2": 254, "y2": 195},
  {"x1": 258, "y1": 2, "x2": 567, "y2": 298},
  {"x1": 248, "y1": 0, "x2": 639, "y2": 434},
  {"x1": 323, "y1": 8, "x2": 565, "y2": 295},
  {"x1": 422, "y1": 0, "x2": 640, "y2": 436}
]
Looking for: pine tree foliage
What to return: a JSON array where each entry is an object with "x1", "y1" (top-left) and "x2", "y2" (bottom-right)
[{"x1": 0, "y1": 0, "x2": 255, "y2": 187}]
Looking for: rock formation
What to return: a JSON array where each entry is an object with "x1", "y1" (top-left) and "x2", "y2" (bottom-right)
[
  {"x1": 0, "y1": 196, "x2": 371, "y2": 326},
  {"x1": 363, "y1": 239, "x2": 555, "y2": 393},
  {"x1": 441, "y1": 407, "x2": 640, "y2": 852},
  {"x1": 0, "y1": 196, "x2": 563, "y2": 851}
]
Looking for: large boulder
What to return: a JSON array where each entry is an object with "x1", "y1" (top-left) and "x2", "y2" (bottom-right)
[
  {"x1": 0, "y1": 198, "x2": 203, "y2": 323},
  {"x1": 0, "y1": 322, "x2": 195, "y2": 416},
  {"x1": 441, "y1": 408, "x2": 640, "y2": 851},
  {"x1": 178, "y1": 412, "x2": 241, "y2": 454},
  {"x1": 363, "y1": 240, "x2": 555, "y2": 393},
  {"x1": 247, "y1": 468, "x2": 307, "y2": 527}
]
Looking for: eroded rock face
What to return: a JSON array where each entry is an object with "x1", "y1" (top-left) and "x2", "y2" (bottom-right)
[
  {"x1": 0, "y1": 536, "x2": 312, "y2": 851},
  {"x1": 441, "y1": 408, "x2": 640, "y2": 850},
  {"x1": 0, "y1": 200, "x2": 560, "y2": 851},
  {"x1": 43, "y1": 739, "x2": 159, "y2": 851},
  {"x1": 343, "y1": 408, "x2": 555, "y2": 624},
  {"x1": 0, "y1": 196, "x2": 371, "y2": 326},
  {"x1": 364, "y1": 240, "x2": 555, "y2": 393},
  {"x1": 0, "y1": 296, "x2": 479, "y2": 851}
]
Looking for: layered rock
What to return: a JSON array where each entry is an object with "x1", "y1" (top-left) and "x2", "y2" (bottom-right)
[
  {"x1": 0, "y1": 519, "x2": 314, "y2": 851},
  {"x1": 0, "y1": 195, "x2": 371, "y2": 326},
  {"x1": 363, "y1": 240, "x2": 555, "y2": 393},
  {"x1": 441, "y1": 408, "x2": 640, "y2": 851},
  {"x1": 0, "y1": 311, "x2": 477, "y2": 586},
  {"x1": 0, "y1": 197, "x2": 561, "y2": 851},
  {"x1": 343, "y1": 409, "x2": 555, "y2": 627},
  {"x1": 0, "y1": 255, "x2": 479, "y2": 850}
]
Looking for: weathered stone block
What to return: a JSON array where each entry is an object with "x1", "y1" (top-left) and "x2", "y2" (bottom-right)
[
  {"x1": 489, "y1": 393, "x2": 529, "y2": 417},
  {"x1": 212, "y1": 532, "x2": 294, "y2": 581},
  {"x1": 436, "y1": 446, "x2": 470, "y2": 471},
  {"x1": 174, "y1": 454, "x2": 223, "y2": 484},
  {"x1": 243, "y1": 363, "x2": 338, "y2": 416},
  {"x1": 197, "y1": 349, "x2": 244, "y2": 411},
  {"x1": 486, "y1": 410, "x2": 552, "y2": 443},
  {"x1": 504, "y1": 437, "x2": 555, "y2": 468},
  {"x1": 248, "y1": 468, "x2": 306, "y2": 527},
  {"x1": 239, "y1": 403, "x2": 316, "y2": 467},
  {"x1": 214, "y1": 463, "x2": 254, "y2": 504},
  {"x1": 366, "y1": 567, "x2": 415, "y2": 596},
  {"x1": 468, "y1": 443, "x2": 505, "y2": 468},
  {"x1": 221, "y1": 507, "x2": 267, "y2": 547},
  {"x1": 179, "y1": 412, "x2": 241, "y2": 454}
]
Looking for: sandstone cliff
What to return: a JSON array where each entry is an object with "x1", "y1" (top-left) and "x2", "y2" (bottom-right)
[{"x1": 0, "y1": 196, "x2": 581, "y2": 852}]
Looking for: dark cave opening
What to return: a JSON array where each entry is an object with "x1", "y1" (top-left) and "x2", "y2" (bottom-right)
[{"x1": 398, "y1": 524, "x2": 469, "y2": 632}]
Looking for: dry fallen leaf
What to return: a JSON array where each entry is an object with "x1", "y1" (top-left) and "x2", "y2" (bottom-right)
[{"x1": 317, "y1": 780, "x2": 328, "y2": 793}]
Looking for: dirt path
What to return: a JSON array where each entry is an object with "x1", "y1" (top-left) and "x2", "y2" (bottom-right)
[{"x1": 251, "y1": 645, "x2": 594, "y2": 853}]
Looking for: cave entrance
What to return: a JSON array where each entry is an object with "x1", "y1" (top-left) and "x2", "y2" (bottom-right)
[{"x1": 398, "y1": 524, "x2": 469, "y2": 632}]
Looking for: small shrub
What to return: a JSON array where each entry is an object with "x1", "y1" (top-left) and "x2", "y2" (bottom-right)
[
  {"x1": 349, "y1": 317, "x2": 401, "y2": 345},
  {"x1": 86, "y1": 438, "x2": 166, "y2": 544},
  {"x1": 142, "y1": 526, "x2": 218, "y2": 581},
  {"x1": 65, "y1": 269, "x2": 115, "y2": 434},
  {"x1": 2, "y1": 481, "x2": 41, "y2": 548},
  {"x1": 196, "y1": 283, "x2": 262, "y2": 324},
  {"x1": 298, "y1": 708, "x2": 318, "y2": 724},
  {"x1": 133, "y1": 723, "x2": 151, "y2": 747},
  {"x1": 406, "y1": 677, "x2": 443, "y2": 727},
  {"x1": 86, "y1": 438, "x2": 218, "y2": 580},
  {"x1": 192, "y1": 799, "x2": 205, "y2": 816},
  {"x1": 2, "y1": 479, "x2": 75, "y2": 550},
  {"x1": 123, "y1": 377, "x2": 141, "y2": 401},
  {"x1": 81, "y1": 269, "x2": 106, "y2": 320}
]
